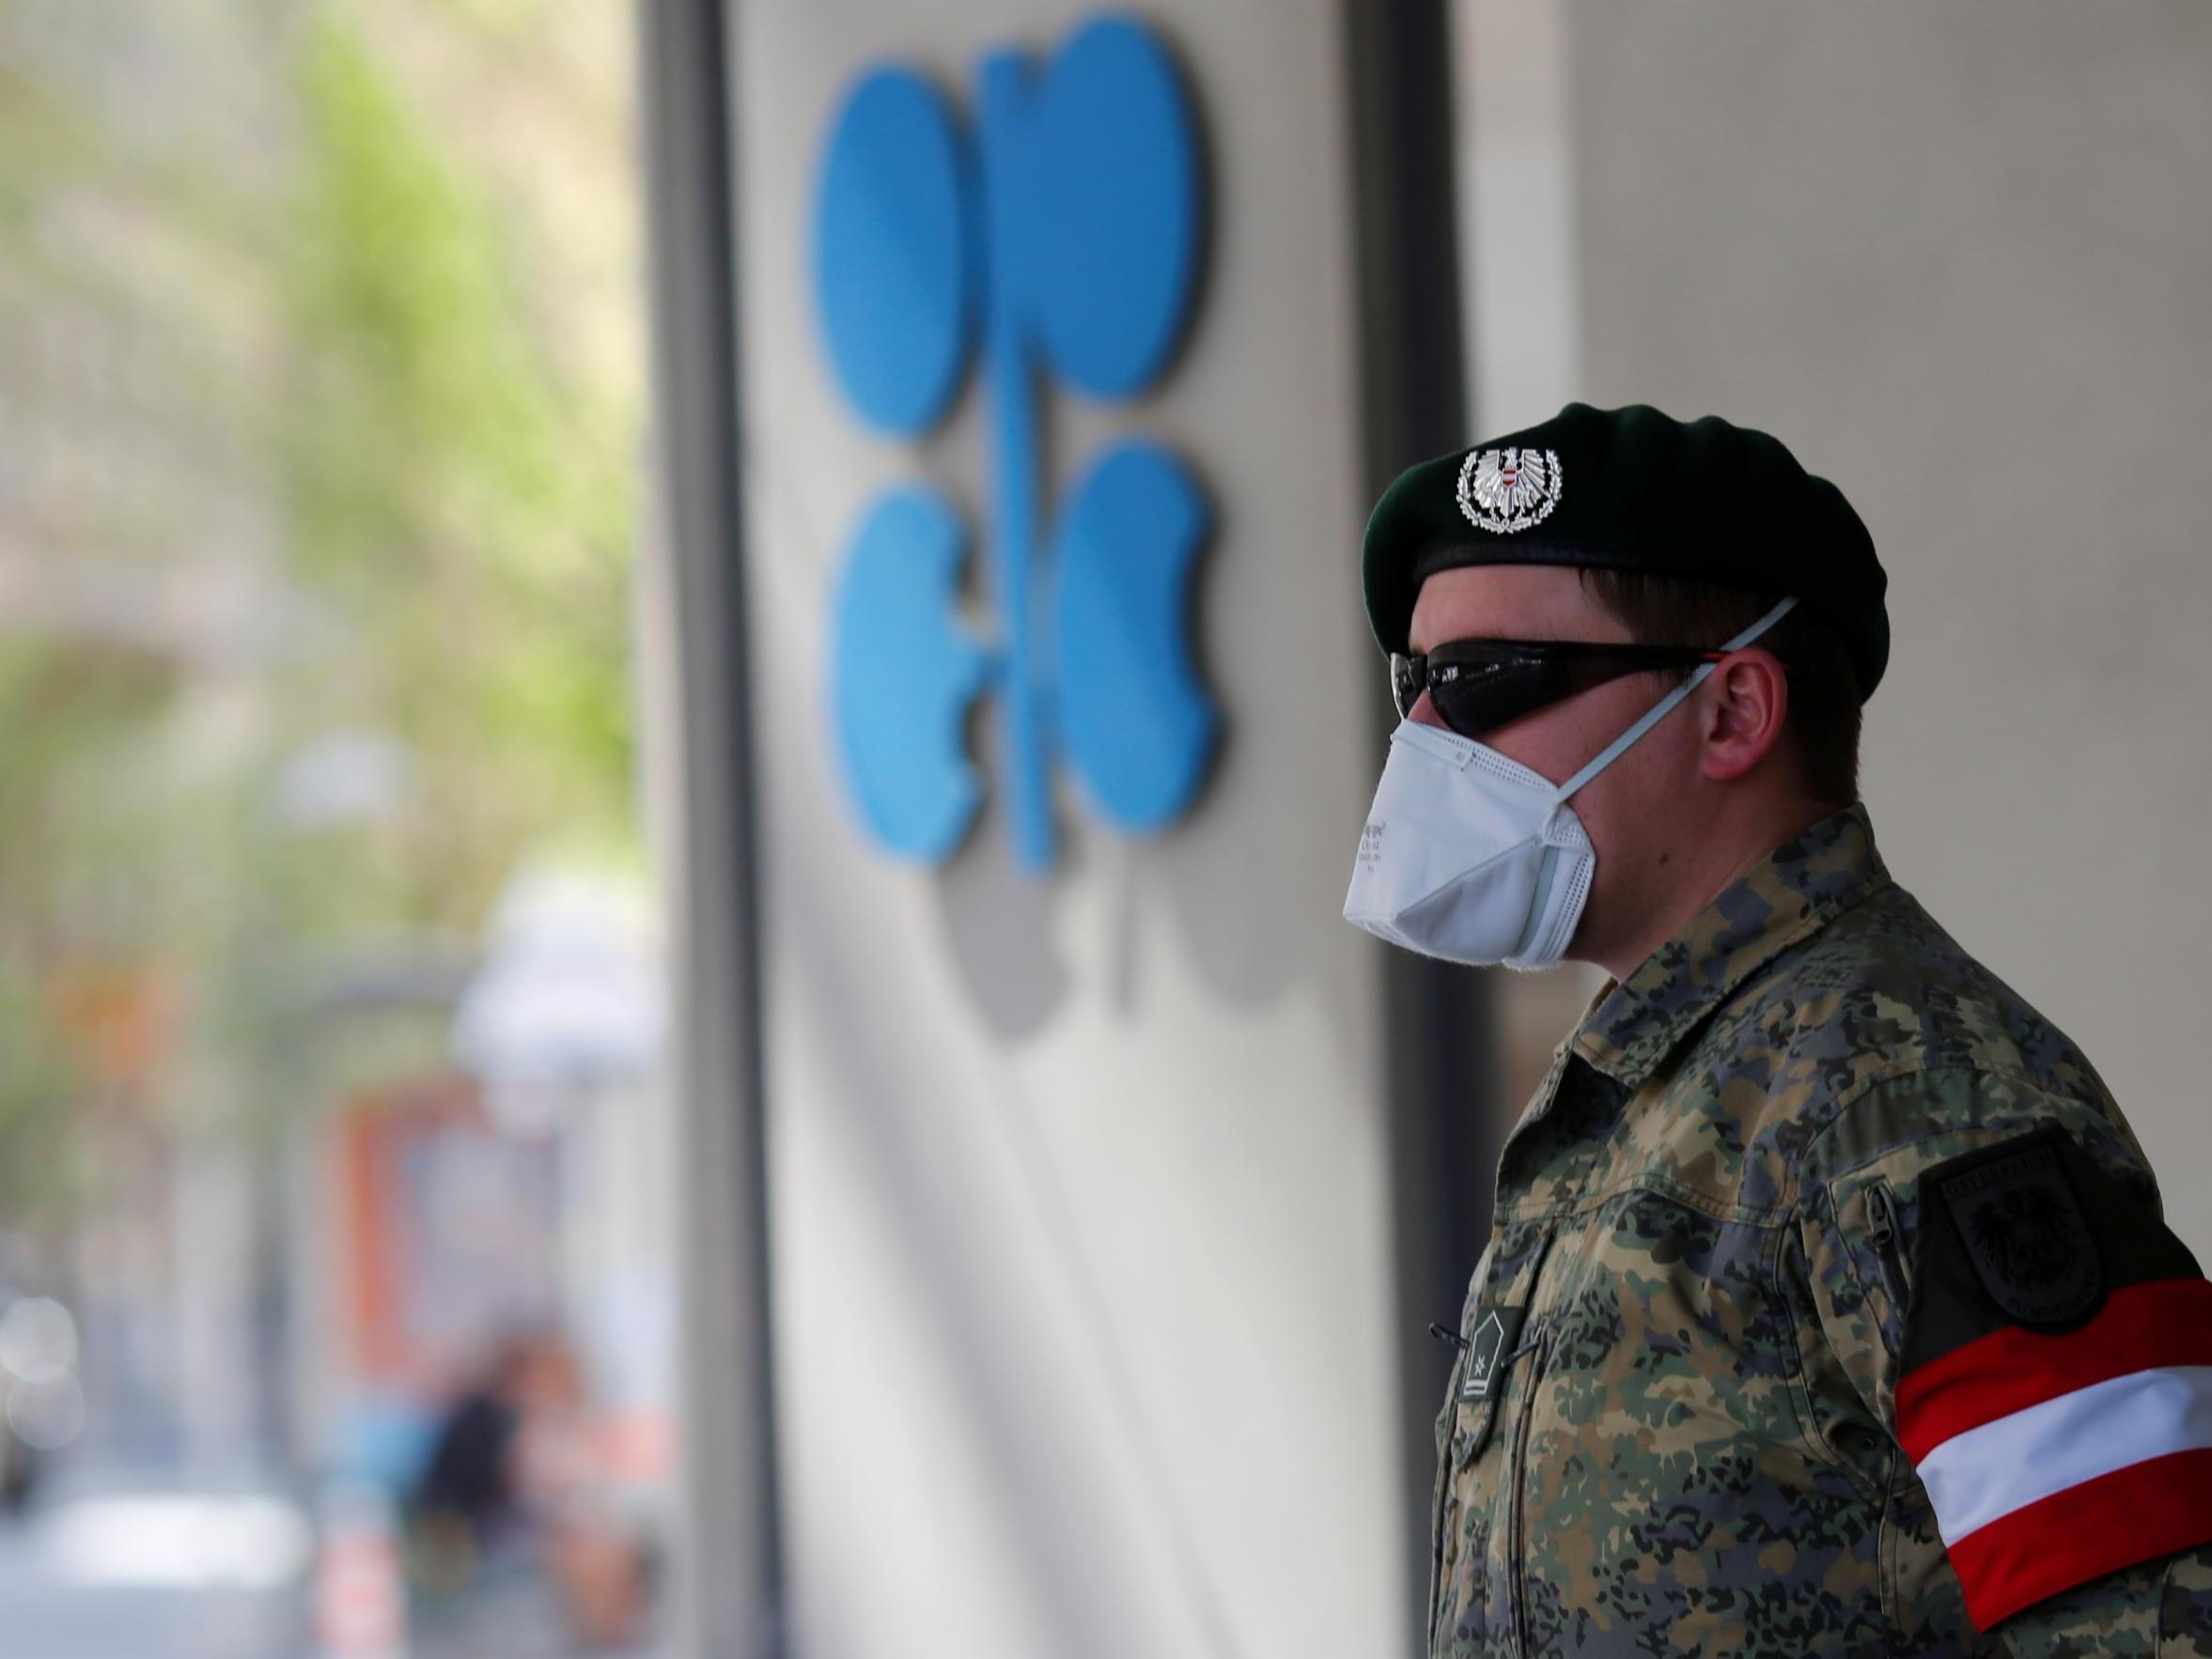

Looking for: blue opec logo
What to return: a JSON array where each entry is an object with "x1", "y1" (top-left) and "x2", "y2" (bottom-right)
[{"x1": 811, "y1": 13, "x2": 1216, "y2": 875}]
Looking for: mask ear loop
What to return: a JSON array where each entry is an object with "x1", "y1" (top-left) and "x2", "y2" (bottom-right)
[{"x1": 1549, "y1": 595, "x2": 1799, "y2": 805}]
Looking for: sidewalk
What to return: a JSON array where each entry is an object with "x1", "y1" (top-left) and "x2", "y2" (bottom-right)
[{"x1": 0, "y1": 1463, "x2": 311, "y2": 1659}]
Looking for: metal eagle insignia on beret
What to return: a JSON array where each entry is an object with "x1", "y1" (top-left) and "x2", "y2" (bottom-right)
[{"x1": 1457, "y1": 446, "x2": 1564, "y2": 535}]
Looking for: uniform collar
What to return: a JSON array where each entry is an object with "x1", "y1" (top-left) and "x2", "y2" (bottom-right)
[{"x1": 1569, "y1": 799, "x2": 1891, "y2": 1092}]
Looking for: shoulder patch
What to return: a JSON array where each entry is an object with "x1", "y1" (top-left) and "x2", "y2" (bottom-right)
[
  {"x1": 1892, "y1": 1124, "x2": 2212, "y2": 1630},
  {"x1": 1934, "y1": 1134, "x2": 2101, "y2": 1326}
]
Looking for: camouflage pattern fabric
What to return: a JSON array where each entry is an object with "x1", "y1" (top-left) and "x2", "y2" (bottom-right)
[{"x1": 1429, "y1": 799, "x2": 2212, "y2": 1655}]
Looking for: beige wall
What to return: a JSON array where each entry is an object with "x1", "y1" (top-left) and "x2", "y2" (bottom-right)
[
  {"x1": 1462, "y1": 1, "x2": 2212, "y2": 1257},
  {"x1": 734, "y1": 4, "x2": 1408, "y2": 1654}
]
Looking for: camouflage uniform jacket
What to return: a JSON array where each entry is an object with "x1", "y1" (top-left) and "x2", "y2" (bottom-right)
[{"x1": 1428, "y1": 798, "x2": 2212, "y2": 1656}]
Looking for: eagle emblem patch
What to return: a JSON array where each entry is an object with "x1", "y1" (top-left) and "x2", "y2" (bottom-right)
[
  {"x1": 1457, "y1": 446, "x2": 1565, "y2": 535},
  {"x1": 1937, "y1": 1140, "x2": 2103, "y2": 1326}
]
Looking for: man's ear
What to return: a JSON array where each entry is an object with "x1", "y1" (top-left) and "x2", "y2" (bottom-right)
[{"x1": 1697, "y1": 650, "x2": 1790, "y2": 784}]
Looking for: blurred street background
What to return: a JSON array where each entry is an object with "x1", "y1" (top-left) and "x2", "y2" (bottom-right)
[{"x1": 0, "y1": 1, "x2": 670, "y2": 1651}]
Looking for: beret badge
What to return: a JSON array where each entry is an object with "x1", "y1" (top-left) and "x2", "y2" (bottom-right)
[{"x1": 1456, "y1": 446, "x2": 1565, "y2": 535}]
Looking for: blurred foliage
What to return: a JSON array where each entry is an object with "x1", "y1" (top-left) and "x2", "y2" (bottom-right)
[
  {"x1": 0, "y1": 0, "x2": 646, "y2": 1231},
  {"x1": 278, "y1": 2, "x2": 638, "y2": 932},
  {"x1": 0, "y1": 639, "x2": 179, "y2": 1228}
]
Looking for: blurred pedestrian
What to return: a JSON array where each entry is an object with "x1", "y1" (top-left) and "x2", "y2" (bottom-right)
[{"x1": 404, "y1": 1329, "x2": 536, "y2": 1589}]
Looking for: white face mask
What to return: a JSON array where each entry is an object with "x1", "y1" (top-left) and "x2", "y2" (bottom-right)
[{"x1": 1342, "y1": 596, "x2": 1799, "y2": 969}]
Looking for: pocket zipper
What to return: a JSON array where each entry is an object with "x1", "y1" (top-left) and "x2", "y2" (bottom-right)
[{"x1": 1865, "y1": 1178, "x2": 1906, "y2": 1312}]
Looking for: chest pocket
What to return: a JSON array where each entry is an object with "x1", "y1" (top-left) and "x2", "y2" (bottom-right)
[
  {"x1": 1444, "y1": 1216, "x2": 1561, "y2": 1468},
  {"x1": 1430, "y1": 1215, "x2": 1567, "y2": 1653}
]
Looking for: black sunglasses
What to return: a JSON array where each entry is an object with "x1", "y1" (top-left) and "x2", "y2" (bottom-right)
[{"x1": 1392, "y1": 637, "x2": 1785, "y2": 738}]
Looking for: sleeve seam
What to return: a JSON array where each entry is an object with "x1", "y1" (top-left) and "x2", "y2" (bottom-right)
[{"x1": 1799, "y1": 1062, "x2": 2109, "y2": 1181}]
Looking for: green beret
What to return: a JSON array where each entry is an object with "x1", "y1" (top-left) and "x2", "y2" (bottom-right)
[{"x1": 1361, "y1": 401, "x2": 1890, "y2": 702}]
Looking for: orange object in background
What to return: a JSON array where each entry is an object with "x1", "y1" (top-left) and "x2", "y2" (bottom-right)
[
  {"x1": 46, "y1": 960, "x2": 177, "y2": 1093},
  {"x1": 327, "y1": 1074, "x2": 562, "y2": 1393},
  {"x1": 315, "y1": 1480, "x2": 411, "y2": 1659}
]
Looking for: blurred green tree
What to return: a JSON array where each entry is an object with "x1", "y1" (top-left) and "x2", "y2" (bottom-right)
[{"x1": 0, "y1": 0, "x2": 645, "y2": 1233}]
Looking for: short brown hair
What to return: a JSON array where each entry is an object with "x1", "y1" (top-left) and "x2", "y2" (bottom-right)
[{"x1": 1575, "y1": 567, "x2": 1862, "y2": 807}]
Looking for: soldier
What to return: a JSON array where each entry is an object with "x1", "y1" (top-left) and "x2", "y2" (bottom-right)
[{"x1": 1343, "y1": 402, "x2": 2212, "y2": 1655}]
